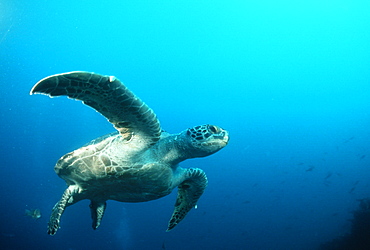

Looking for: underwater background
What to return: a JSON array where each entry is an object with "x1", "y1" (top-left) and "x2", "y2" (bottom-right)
[{"x1": 1, "y1": 0, "x2": 370, "y2": 249}]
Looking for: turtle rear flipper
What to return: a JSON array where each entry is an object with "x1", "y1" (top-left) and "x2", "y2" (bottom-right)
[
  {"x1": 167, "y1": 168, "x2": 208, "y2": 231},
  {"x1": 89, "y1": 201, "x2": 107, "y2": 230},
  {"x1": 48, "y1": 185, "x2": 80, "y2": 235}
]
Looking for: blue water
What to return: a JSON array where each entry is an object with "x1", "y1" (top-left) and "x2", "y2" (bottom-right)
[{"x1": 1, "y1": 0, "x2": 370, "y2": 249}]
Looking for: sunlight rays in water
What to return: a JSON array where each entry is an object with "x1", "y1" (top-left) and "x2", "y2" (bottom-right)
[
  {"x1": 0, "y1": 22, "x2": 14, "y2": 46},
  {"x1": 0, "y1": 1, "x2": 22, "y2": 47},
  {"x1": 115, "y1": 207, "x2": 132, "y2": 249}
]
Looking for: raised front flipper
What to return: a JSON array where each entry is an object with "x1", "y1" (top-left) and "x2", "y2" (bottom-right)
[
  {"x1": 31, "y1": 72, "x2": 161, "y2": 148},
  {"x1": 167, "y1": 168, "x2": 208, "y2": 231},
  {"x1": 89, "y1": 201, "x2": 107, "y2": 230},
  {"x1": 48, "y1": 185, "x2": 80, "y2": 235}
]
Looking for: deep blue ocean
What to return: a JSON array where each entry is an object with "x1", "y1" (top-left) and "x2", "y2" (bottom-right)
[{"x1": 1, "y1": 1, "x2": 370, "y2": 249}]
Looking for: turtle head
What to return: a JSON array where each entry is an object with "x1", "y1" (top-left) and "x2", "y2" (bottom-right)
[{"x1": 185, "y1": 124, "x2": 229, "y2": 158}]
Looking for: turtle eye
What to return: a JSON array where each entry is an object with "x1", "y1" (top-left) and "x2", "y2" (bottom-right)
[{"x1": 209, "y1": 125, "x2": 218, "y2": 134}]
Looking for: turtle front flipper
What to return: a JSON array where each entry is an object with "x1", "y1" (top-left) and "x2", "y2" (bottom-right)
[
  {"x1": 30, "y1": 71, "x2": 161, "y2": 148},
  {"x1": 89, "y1": 201, "x2": 107, "y2": 230},
  {"x1": 48, "y1": 185, "x2": 79, "y2": 235},
  {"x1": 167, "y1": 168, "x2": 208, "y2": 231}
]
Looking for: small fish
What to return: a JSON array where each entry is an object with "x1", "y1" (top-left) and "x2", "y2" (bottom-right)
[
  {"x1": 305, "y1": 165, "x2": 315, "y2": 172},
  {"x1": 349, "y1": 181, "x2": 360, "y2": 193},
  {"x1": 343, "y1": 136, "x2": 354, "y2": 143},
  {"x1": 25, "y1": 209, "x2": 41, "y2": 220},
  {"x1": 349, "y1": 186, "x2": 356, "y2": 193},
  {"x1": 324, "y1": 172, "x2": 333, "y2": 180}
]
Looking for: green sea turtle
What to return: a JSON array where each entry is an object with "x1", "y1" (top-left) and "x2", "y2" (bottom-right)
[{"x1": 30, "y1": 71, "x2": 229, "y2": 235}]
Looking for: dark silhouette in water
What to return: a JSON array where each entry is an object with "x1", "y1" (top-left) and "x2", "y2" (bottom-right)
[
  {"x1": 348, "y1": 180, "x2": 359, "y2": 194},
  {"x1": 343, "y1": 136, "x2": 354, "y2": 143},
  {"x1": 305, "y1": 165, "x2": 315, "y2": 172},
  {"x1": 320, "y1": 198, "x2": 370, "y2": 249}
]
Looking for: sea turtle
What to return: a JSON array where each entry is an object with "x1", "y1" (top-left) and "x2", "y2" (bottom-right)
[{"x1": 30, "y1": 71, "x2": 229, "y2": 235}]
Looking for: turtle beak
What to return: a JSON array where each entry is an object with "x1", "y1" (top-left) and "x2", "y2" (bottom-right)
[
  {"x1": 221, "y1": 130, "x2": 229, "y2": 145},
  {"x1": 224, "y1": 133, "x2": 229, "y2": 144},
  {"x1": 213, "y1": 128, "x2": 229, "y2": 147}
]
